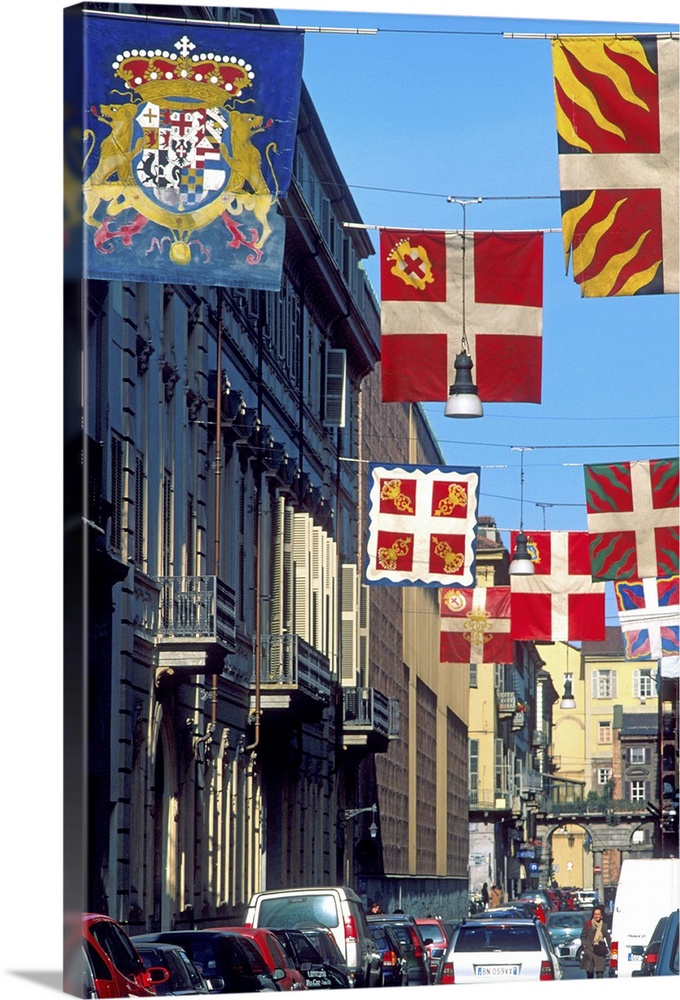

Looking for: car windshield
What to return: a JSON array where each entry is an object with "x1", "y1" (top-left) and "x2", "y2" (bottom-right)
[
  {"x1": 418, "y1": 923, "x2": 446, "y2": 943},
  {"x1": 258, "y1": 894, "x2": 339, "y2": 930},
  {"x1": 456, "y1": 925, "x2": 541, "y2": 953}
]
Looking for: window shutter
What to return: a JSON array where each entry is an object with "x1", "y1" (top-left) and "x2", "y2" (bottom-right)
[
  {"x1": 358, "y1": 583, "x2": 370, "y2": 683},
  {"x1": 341, "y1": 563, "x2": 358, "y2": 683},
  {"x1": 624, "y1": 780, "x2": 631, "y2": 801},
  {"x1": 611, "y1": 670, "x2": 618, "y2": 697},
  {"x1": 292, "y1": 512, "x2": 311, "y2": 642},
  {"x1": 632, "y1": 670, "x2": 640, "y2": 698},
  {"x1": 591, "y1": 671, "x2": 599, "y2": 698},
  {"x1": 323, "y1": 348, "x2": 346, "y2": 428}
]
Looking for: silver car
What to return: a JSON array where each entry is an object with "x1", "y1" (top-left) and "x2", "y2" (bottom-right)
[{"x1": 434, "y1": 918, "x2": 562, "y2": 984}]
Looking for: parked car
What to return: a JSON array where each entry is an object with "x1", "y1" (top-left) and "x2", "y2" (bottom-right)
[
  {"x1": 132, "y1": 931, "x2": 285, "y2": 992},
  {"x1": 434, "y1": 918, "x2": 562, "y2": 984},
  {"x1": 244, "y1": 886, "x2": 378, "y2": 987},
  {"x1": 78, "y1": 914, "x2": 170, "y2": 998},
  {"x1": 298, "y1": 926, "x2": 355, "y2": 987},
  {"x1": 270, "y1": 927, "x2": 353, "y2": 989},
  {"x1": 573, "y1": 889, "x2": 600, "y2": 911},
  {"x1": 650, "y1": 909, "x2": 679, "y2": 977},
  {"x1": 517, "y1": 890, "x2": 555, "y2": 914},
  {"x1": 630, "y1": 914, "x2": 669, "y2": 977},
  {"x1": 472, "y1": 906, "x2": 535, "y2": 921},
  {"x1": 133, "y1": 941, "x2": 211, "y2": 995},
  {"x1": 367, "y1": 915, "x2": 430, "y2": 986},
  {"x1": 216, "y1": 927, "x2": 307, "y2": 991},
  {"x1": 414, "y1": 918, "x2": 450, "y2": 980},
  {"x1": 369, "y1": 922, "x2": 409, "y2": 987},
  {"x1": 545, "y1": 911, "x2": 589, "y2": 963}
]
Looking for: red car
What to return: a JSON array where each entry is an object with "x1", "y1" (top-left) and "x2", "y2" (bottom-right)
[
  {"x1": 414, "y1": 917, "x2": 451, "y2": 980},
  {"x1": 72, "y1": 913, "x2": 170, "y2": 998},
  {"x1": 221, "y1": 927, "x2": 307, "y2": 990}
]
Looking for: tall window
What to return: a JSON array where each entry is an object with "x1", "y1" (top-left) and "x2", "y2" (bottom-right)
[
  {"x1": 109, "y1": 433, "x2": 124, "y2": 553},
  {"x1": 598, "y1": 767, "x2": 612, "y2": 785},
  {"x1": 633, "y1": 669, "x2": 656, "y2": 700},
  {"x1": 598, "y1": 720, "x2": 612, "y2": 744},
  {"x1": 161, "y1": 469, "x2": 173, "y2": 576},
  {"x1": 629, "y1": 780, "x2": 646, "y2": 802},
  {"x1": 133, "y1": 450, "x2": 145, "y2": 568},
  {"x1": 469, "y1": 740, "x2": 479, "y2": 806},
  {"x1": 628, "y1": 747, "x2": 650, "y2": 765},
  {"x1": 592, "y1": 669, "x2": 618, "y2": 698}
]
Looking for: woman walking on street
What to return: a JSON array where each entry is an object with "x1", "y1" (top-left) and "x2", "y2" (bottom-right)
[{"x1": 581, "y1": 905, "x2": 611, "y2": 979}]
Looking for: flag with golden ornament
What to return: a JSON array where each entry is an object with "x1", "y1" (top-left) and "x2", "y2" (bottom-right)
[
  {"x1": 78, "y1": 12, "x2": 303, "y2": 290},
  {"x1": 365, "y1": 463, "x2": 480, "y2": 587},
  {"x1": 551, "y1": 34, "x2": 679, "y2": 295},
  {"x1": 440, "y1": 586, "x2": 513, "y2": 664}
]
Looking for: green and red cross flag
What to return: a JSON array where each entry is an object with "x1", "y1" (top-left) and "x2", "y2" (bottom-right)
[
  {"x1": 584, "y1": 458, "x2": 679, "y2": 581},
  {"x1": 379, "y1": 229, "x2": 543, "y2": 403},
  {"x1": 510, "y1": 531, "x2": 606, "y2": 641},
  {"x1": 440, "y1": 586, "x2": 513, "y2": 664},
  {"x1": 365, "y1": 463, "x2": 480, "y2": 587},
  {"x1": 552, "y1": 35, "x2": 679, "y2": 295}
]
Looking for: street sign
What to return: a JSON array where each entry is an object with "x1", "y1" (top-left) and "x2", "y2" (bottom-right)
[{"x1": 593, "y1": 865, "x2": 601, "y2": 874}]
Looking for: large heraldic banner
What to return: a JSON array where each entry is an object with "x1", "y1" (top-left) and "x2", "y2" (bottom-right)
[
  {"x1": 365, "y1": 463, "x2": 480, "y2": 588},
  {"x1": 76, "y1": 12, "x2": 303, "y2": 290}
]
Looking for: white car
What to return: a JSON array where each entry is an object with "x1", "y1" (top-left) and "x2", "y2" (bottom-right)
[{"x1": 434, "y1": 918, "x2": 563, "y2": 984}]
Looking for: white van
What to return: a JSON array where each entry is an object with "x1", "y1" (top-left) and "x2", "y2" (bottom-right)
[
  {"x1": 243, "y1": 885, "x2": 380, "y2": 987},
  {"x1": 610, "y1": 858, "x2": 680, "y2": 977}
]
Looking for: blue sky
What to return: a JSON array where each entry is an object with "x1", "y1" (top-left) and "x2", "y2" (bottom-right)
[{"x1": 267, "y1": 1, "x2": 679, "y2": 630}]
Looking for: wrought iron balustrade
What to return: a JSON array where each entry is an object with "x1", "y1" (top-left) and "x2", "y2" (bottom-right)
[
  {"x1": 343, "y1": 687, "x2": 400, "y2": 738},
  {"x1": 256, "y1": 633, "x2": 333, "y2": 701},
  {"x1": 157, "y1": 576, "x2": 236, "y2": 647}
]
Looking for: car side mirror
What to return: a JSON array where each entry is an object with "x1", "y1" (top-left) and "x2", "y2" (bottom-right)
[
  {"x1": 272, "y1": 968, "x2": 286, "y2": 981},
  {"x1": 143, "y1": 966, "x2": 170, "y2": 986},
  {"x1": 206, "y1": 977, "x2": 225, "y2": 992}
]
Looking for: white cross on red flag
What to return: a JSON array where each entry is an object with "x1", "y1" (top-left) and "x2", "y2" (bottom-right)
[
  {"x1": 440, "y1": 586, "x2": 513, "y2": 664},
  {"x1": 379, "y1": 229, "x2": 543, "y2": 403},
  {"x1": 510, "y1": 530, "x2": 606, "y2": 642}
]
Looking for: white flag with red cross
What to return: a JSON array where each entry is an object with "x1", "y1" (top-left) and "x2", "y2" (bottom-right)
[{"x1": 510, "y1": 530, "x2": 605, "y2": 642}]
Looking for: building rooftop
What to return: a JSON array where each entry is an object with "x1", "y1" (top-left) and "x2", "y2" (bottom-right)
[
  {"x1": 582, "y1": 626, "x2": 624, "y2": 657},
  {"x1": 621, "y1": 713, "x2": 659, "y2": 737}
]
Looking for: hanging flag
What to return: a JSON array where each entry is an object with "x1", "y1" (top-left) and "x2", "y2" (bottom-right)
[
  {"x1": 365, "y1": 463, "x2": 480, "y2": 587},
  {"x1": 584, "y1": 458, "x2": 679, "y2": 581},
  {"x1": 379, "y1": 229, "x2": 543, "y2": 403},
  {"x1": 510, "y1": 531, "x2": 606, "y2": 641},
  {"x1": 79, "y1": 12, "x2": 303, "y2": 290},
  {"x1": 551, "y1": 34, "x2": 679, "y2": 296},
  {"x1": 614, "y1": 575, "x2": 680, "y2": 661},
  {"x1": 440, "y1": 586, "x2": 513, "y2": 664}
]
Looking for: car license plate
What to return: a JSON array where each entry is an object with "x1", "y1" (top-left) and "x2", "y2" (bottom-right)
[{"x1": 474, "y1": 965, "x2": 520, "y2": 977}]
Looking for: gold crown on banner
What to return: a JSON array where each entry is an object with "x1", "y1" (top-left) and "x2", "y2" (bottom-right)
[{"x1": 112, "y1": 35, "x2": 254, "y2": 107}]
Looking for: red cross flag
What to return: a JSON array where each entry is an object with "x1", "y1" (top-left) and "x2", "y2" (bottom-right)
[
  {"x1": 365, "y1": 463, "x2": 480, "y2": 587},
  {"x1": 379, "y1": 229, "x2": 543, "y2": 403},
  {"x1": 552, "y1": 35, "x2": 679, "y2": 295},
  {"x1": 584, "y1": 458, "x2": 679, "y2": 581},
  {"x1": 440, "y1": 586, "x2": 513, "y2": 664},
  {"x1": 510, "y1": 531, "x2": 606, "y2": 641}
]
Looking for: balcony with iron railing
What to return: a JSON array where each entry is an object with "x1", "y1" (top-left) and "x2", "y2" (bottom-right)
[
  {"x1": 469, "y1": 787, "x2": 514, "y2": 812},
  {"x1": 155, "y1": 576, "x2": 237, "y2": 675},
  {"x1": 250, "y1": 633, "x2": 334, "y2": 722},
  {"x1": 342, "y1": 686, "x2": 400, "y2": 753}
]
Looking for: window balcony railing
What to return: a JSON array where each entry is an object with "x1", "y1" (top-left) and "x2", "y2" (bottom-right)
[
  {"x1": 256, "y1": 633, "x2": 333, "y2": 703},
  {"x1": 157, "y1": 576, "x2": 236, "y2": 649},
  {"x1": 469, "y1": 790, "x2": 513, "y2": 810},
  {"x1": 497, "y1": 691, "x2": 517, "y2": 714},
  {"x1": 342, "y1": 687, "x2": 400, "y2": 739}
]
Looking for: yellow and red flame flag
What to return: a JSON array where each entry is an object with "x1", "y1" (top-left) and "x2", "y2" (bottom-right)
[{"x1": 551, "y1": 35, "x2": 678, "y2": 296}]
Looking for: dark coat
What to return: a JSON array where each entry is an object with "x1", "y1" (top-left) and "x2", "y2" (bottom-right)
[{"x1": 580, "y1": 917, "x2": 611, "y2": 975}]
